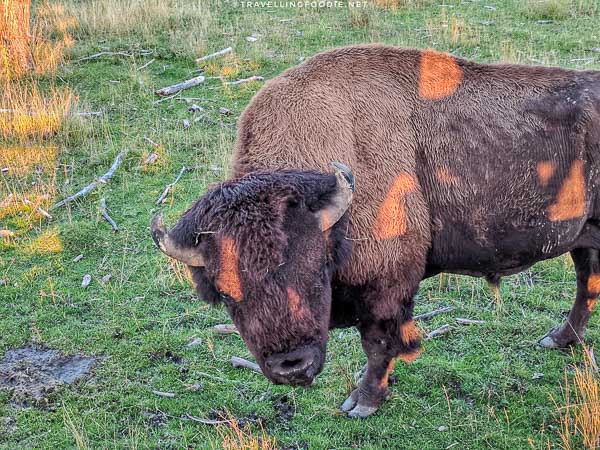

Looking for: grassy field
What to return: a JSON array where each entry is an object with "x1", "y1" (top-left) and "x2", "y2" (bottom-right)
[{"x1": 1, "y1": 0, "x2": 600, "y2": 448}]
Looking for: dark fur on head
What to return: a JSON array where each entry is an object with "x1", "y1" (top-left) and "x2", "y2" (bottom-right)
[{"x1": 167, "y1": 170, "x2": 351, "y2": 381}]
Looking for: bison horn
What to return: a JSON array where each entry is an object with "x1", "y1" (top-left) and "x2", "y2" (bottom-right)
[
  {"x1": 150, "y1": 213, "x2": 205, "y2": 267},
  {"x1": 317, "y1": 162, "x2": 355, "y2": 231}
]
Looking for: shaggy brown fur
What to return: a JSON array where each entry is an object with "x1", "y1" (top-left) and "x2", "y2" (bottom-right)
[{"x1": 155, "y1": 45, "x2": 600, "y2": 417}]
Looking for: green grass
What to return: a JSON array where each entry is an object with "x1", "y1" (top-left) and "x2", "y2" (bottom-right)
[{"x1": 1, "y1": 0, "x2": 600, "y2": 448}]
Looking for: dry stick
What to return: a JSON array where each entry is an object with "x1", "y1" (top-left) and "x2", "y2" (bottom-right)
[
  {"x1": 425, "y1": 324, "x2": 452, "y2": 340},
  {"x1": 455, "y1": 317, "x2": 485, "y2": 325},
  {"x1": 76, "y1": 51, "x2": 150, "y2": 62},
  {"x1": 152, "y1": 390, "x2": 176, "y2": 398},
  {"x1": 225, "y1": 75, "x2": 264, "y2": 86},
  {"x1": 137, "y1": 58, "x2": 155, "y2": 70},
  {"x1": 211, "y1": 324, "x2": 239, "y2": 335},
  {"x1": 231, "y1": 356, "x2": 262, "y2": 374},
  {"x1": 414, "y1": 306, "x2": 454, "y2": 321},
  {"x1": 100, "y1": 198, "x2": 118, "y2": 232},
  {"x1": 0, "y1": 109, "x2": 102, "y2": 117},
  {"x1": 144, "y1": 136, "x2": 160, "y2": 147},
  {"x1": 195, "y1": 47, "x2": 232, "y2": 63},
  {"x1": 153, "y1": 92, "x2": 180, "y2": 105},
  {"x1": 22, "y1": 198, "x2": 52, "y2": 219},
  {"x1": 156, "y1": 75, "x2": 206, "y2": 96},
  {"x1": 51, "y1": 150, "x2": 127, "y2": 210},
  {"x1": 156, "y1": 165, "x2": 186, "y2": 205},
  {"x1": 186, "y1": 414, "x2": 230, "y2": 425}
]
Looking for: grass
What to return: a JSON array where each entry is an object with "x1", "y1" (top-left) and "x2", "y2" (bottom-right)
[{"x1": 1, "y1": 0, "x2": 600, "y2": 448}]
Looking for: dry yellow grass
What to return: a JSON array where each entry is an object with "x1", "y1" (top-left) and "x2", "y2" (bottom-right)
[
  {"x1": 212, "y1": 413, "x2": 277, "y2": 450},
  {"x1": 553, "y1": 346, "x2": 600, "y2": 449},
  {"x1": 62, "y1": 0, "x2": 215, "y2": 57}
]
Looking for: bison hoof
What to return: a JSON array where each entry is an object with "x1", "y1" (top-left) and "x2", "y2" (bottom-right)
[
  {"x1": 340, "y1": 389, "x2": 380, "y2": 418},
  {"x1": 538, "y1": 327, "x2": 577, "y2": 349}
]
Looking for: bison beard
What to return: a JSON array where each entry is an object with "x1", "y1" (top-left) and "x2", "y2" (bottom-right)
[{"x1": 152, "y1": 45, "x2": 600, "y2": 418}]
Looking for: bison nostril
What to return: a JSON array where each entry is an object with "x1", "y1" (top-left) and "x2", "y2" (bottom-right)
[
  {"x1": 282, "y1": 358, "x2": 303, "y2": 369},
  {"x1": 268, "y1": 349, "x2": 317, "y2": 379}
]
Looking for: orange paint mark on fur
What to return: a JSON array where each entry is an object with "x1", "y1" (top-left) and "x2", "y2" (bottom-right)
[
  {"x1": 397, "y1": 348, "x2": 422, "y2": 364},
  {"x1": 419, "y1": 51, "x2": 463, "y2": 100},
  {"x1": 216, "y1": 236, "x2": 243, "y2": 301},
  {"x1": 400, "y1": 320, "x2": 420, "y2": 346},
  {"x1": 548, "y1": 160, "x2": 586, "y2": 222},
  {"x1": 435, "y1": 168, "x2": 459, "y2": 184},
  {"x1": 287, "y1": 286, "x2": 306, "y2": 318},
  {"x1": 587, "y1": 297, "x2": 597, "y2": 312},
  {"x1": 587, "y1": 274, "x2": 600, "y2": 297},
  {"x1": 319, "y1": 210, "x2": 333, "y2": 231},
  {"x1": 378, "y1": 359, "x2": 396, "y2": 390},
  {"x1": 537, "y1": 161, "x2": 555, "y2": 187},
  {"x1": 373, "y1": 173, "x2": 416, "y2": 240}
]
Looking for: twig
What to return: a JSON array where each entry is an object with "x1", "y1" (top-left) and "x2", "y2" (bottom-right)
[
  {"x1": 100, "y1": 198, "x2": 118, "y2": 232},
  {"x1": 231, "y1": 356, "x2": 262, "y2": 374},
  {"x1": 211, "y1": 324, "x2": 239, "y2": 335},
  {"x1": 414, "y1": 306, "x2": 454, "y2": 321},
  {"x1": 425, "y1": 324, "x2": 452, "y2": 340},
  {"x1": 156, "y1": 165, "x2": 186, "y2": 205},
  {"x1": 76, "y1": 51, "x2": 135, "y2": 62},
  {"x1": 152, "y1": 390, "x2": 176, "y2": 398},
  {"x1": 144, "y1": 136, "x2": 160, "y2": 147},
  {"x1": 51, "y1": 150, "x2": 127, "y2": 210},
  {"x1": 137, "y1": 58, "x2": 155, "y2": 70},
  {"x1": 225, "y1": 75, "x2": 264, "y2": 86},
  {"x1": 455, "y1": 318, "x2": 485, "y2": 325},
  {"x1": 156, "y1": 75, "x2": 206, "y2": 96},
  {"x1": 588, "y1": 347, "x2": 598, "y2": 373},
  {"x1": 185, "y1": 414, "x2": 230, "y2": 425},
  {"x1": 195, "y1": 47, "x2": 232, "y2": 63},
  {"x1": 22, "y1": 198, "x2": 52, "y2": 219},
  {"x1": 153, "y1": 92, "x2": 181, "y2": 105}
]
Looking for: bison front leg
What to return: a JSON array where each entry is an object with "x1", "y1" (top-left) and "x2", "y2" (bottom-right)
[
  {"x1": 540, "y1": 248, "x2": 599, "y2": 348},
  {"x1": 341, "y1": 314, "x2": 421, "y2": 418}
]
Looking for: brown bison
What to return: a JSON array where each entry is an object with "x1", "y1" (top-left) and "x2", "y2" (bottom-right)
[{"x1": 151, "y1": 45, "x2": 600, "y2": 418}]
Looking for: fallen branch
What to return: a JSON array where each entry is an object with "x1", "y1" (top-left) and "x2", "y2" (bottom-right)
[
  {"x1": 196, "y1": 47, "x2": 232, "y2": 63},
  {"x1": 153, "y1": 92, "x2": 181, "y2": 104},
  {"x1": 186, "y1": 413, "x2": 230, "y2": 425},
  {"x1": 76, "y1": 50, "x2": 150, "y2": 62},
  {"x1": 152, "y1": 390, "x2": 176, "y2": 398},
  {"x1": 100, "y1": 198, "x2": 118, "y2": 232},
  {"x1": 414, "y1": 306, "x2": 454, "y2": 321},
  {"x1": 51, "y1": 150, "x2": 127, "y2": 210},
  {"x1": 23, "y1": 198, "x2": 52, "y2": 219},
  {"x1": 156, "y1": 75, "x2": 206, "y2": 96},
  {"x1": 156, "y1": 165, "x2": 186, "y2": 205},
  {"x1": 211, "y1": 324, "x2": 239, "y2": 335},
  {"x1": 231, "y1": 356, "x2": 262, "y2": 374},
  {"x1": 455, "y1": 318, "x2": 485, "y2": 325},
  {"x1": 425, "y1": 324, "x2": 452, "y2": 340},
  {"x1": 225, "y1": 75, "x2": 264, "y2": 86}
]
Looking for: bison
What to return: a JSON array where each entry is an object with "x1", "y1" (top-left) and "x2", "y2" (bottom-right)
[{"x1": 151, "y1": 45, "x2": 600, "y2": 418}]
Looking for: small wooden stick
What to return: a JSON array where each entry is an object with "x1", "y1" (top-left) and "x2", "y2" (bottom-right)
[
  {"x1": 144, "y1": 136, "x2": 160, "y2": 147},
  {"x1": 231, "y1": 356, "x2": 262, "y2": 374},
  {"x1": 156, "y1": 165, "x2": 186, "y2": 205},
  {"x1": 186, "y1": 414, "x2": 230, "y2": 425},
  {"x1": 76, "y1": 51, "x2": 135, "y2": 62},
  {"x1": 100, "y1": 198, "x2": 118, "y2": 232},
  {"x1": 425, "y1": 324, "x2": 452, "y2": 340},
  {"x1": 51, "y1": 150, "x2": 127, "y2": 210},
  {"x1": 153, "y1": 92, "x2": 181, "y2": 105},
  {"x1": 225, "y1": 75, "x2": 264, "y2": 86},
  {"x1": 152, "y1": 390, "x2": 176, "y2": 398},
  {"x1": 137, "y1": 58, "x2": 155, "y2": 70},
  {"x1": 211, "y1": 324, "x2": 239, "y2": 335},
  {"x1": 414, "y1": 306, "x2": 454, "y2": 321},
  {"x1": 23, "y1": 198, "x2": 52, "y2": 219},
  {"x1": 455, "y1": 318, "x2": 485, "y2": 325},
  {"x1": 196, "y1": 47, "x2": 232, "y2": 63},
  {"x1": 156, "y1": 76, "x2": 206, "y2": 96}
]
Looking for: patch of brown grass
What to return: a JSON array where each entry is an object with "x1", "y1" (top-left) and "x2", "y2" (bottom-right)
[
  {"x1": 211, "y1": 413, "x2": 277, "y2": 450},
  {"x1": 553, "y1": 346, "x2": 600, "y2": 449}
]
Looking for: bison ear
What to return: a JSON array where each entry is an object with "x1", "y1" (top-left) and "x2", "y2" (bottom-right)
[
  {"x1": 315, "y1": 162, "x2": 355, "y2": 231},
  {"x1": 151, "y1": 213, "x2": 205, "y2": 267}
]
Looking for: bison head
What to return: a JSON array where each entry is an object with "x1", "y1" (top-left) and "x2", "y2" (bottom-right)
[{"x1": 151, "y1": 163, "x2": 354, "y2": 386}]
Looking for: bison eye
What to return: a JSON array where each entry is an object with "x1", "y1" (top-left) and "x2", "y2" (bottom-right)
[{"x1": 219, "y1": 292, "x2": 234, "y2": 303}]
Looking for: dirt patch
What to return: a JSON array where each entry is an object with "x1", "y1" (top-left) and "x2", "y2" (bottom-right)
[
  {"x1": 0, "y1": 345, "x2": 97, "y2": 407},
  {"x1": 273, "y1": 395, "x2": 295, "y2": 423}
]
